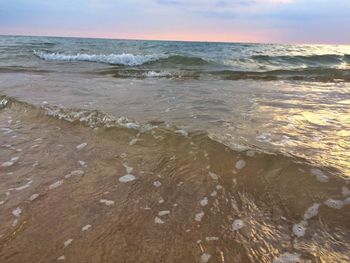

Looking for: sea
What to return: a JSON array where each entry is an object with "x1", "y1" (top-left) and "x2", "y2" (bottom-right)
[{"x1": 0, "y1": 35, "x2": 350, "y2": 262}]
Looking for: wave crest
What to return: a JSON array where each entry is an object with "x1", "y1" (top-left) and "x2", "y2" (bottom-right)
[{"x1": 34, "y1": 51, "x2": 164, "y2": 66}]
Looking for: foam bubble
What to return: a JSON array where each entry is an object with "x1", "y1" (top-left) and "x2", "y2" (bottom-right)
[
  {"x1": 324, "y1": 199, "x2": 344, "y2": 209},
  {"x1": 154, "y1": 216, "x2": 165, "y2": 224},
  {"x1": 78, "y1": 160, "x2": 86, "y2": 167},
  {"x1": 232, "y1": 219, "x2": 244, "y2": 230},
  {"x1": 292, "y1": 222, "x2": 306, "y2": 237},
  {"x1": 76, "y1": 142, "x2": 87, "y2": 150},
  {"x1": 29, "y1": 193, "x2": 39, "y2": 201},
  {"x1": 158, "y1": 210, "x2": 170, "y2": 217},
  {"x1": 81, "y1": 224, "x2": 92, "y2": 231},
  {"x1": 175, "y1": 129, "x2": 188, "y2": 137},
  {"x1": 63, "y1": 239, "x2": 73, "y2": 248},
  {"x1": 12, "y1": 219, "x2": 18, "y2": 227},
  {"x1": 1, "y1": 127, "x2": 13, "y2": 135},
  {"x1": 246, "y1": 150, "x2": 255, "y2": 157},
  {"x1": 65, "y1": 169, "x2": 85, "y2": 179},
  {"x1": 119, "y1": 174, "x2": 136, "y2": 183},
  {"x1": 205, "y1": 236, "x2": 219, "y2": 241},
  {"x1": 208, "y1": 172, "x2": 219, "y2": 180},
  {"x1": 99, "y1": 199, "x2": 115, "y2": 206},
  {"x1": 153, "y1": 181, "x2": 162, "y2": 187},
  {"x1": 123, "y1": 163, "x2": 133, "y2": 174},
  {"x1": 273, "y1": 252, "x2": 301, "y2": 263},
  {"x1": 200, "y1": 253, "x2": 211, "y2": 263},
  {"x1": 10, "y1": 180, "x2": 32, "y2": 191},
  {"x1": 1, "y1": 156, "x2": 19, "y2": 168},
  {"x1": 12, "y1": 207, "x2": 22, "y2": 217},
  {"x1": 303, "y1": 203, "x2": 320, "y2": 220},
  {"x1": 310, "y1": 168, "x2": 329, "y2": 183},
  {"x1": 235, "y1": 160, "x2": 246, "y2": 170},
  {"x1": 200, "y1": 197, "x2": 208, "y2": 206},
  {"x1": 129, "y1": 138, "x2": 139, "y2": 145},
  {"x1": 144, "y1": 71, "x2": 170, "y2": 78},
  {"x1": 57, "y1": 255, "x2": 66, "y2": 261},
  {"x1": 195, "y1": 211, "x2": 205, "y2": 222},
  {"x1": 210, "y1": 190, "x2": 217, "y2": 197},
  {"x1": 49, "y1": 180, "x2": 64, "y2": 190},
  {"x1": 256, "y1": 133, "x2": 272, "y2": 142}
]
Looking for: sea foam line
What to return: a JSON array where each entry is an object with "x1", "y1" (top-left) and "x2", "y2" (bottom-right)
[{"x1": 33, "y1": 51, "x2": 165, "y2": 66}]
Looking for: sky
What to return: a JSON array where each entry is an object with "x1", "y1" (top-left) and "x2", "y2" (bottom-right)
[{"x1": 0, "y1": 0, "x2": 349, "y2": 44}]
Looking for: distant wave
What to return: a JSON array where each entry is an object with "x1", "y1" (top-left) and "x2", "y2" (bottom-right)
[
  {"x1": 251, "y1": 54, "x2": 350, "y2": 66},
  {"x1": 33, "y1": 51, "x2": 165, "y2": 66}
]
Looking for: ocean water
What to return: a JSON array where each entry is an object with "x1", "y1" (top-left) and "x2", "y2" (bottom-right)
[{"x1": 0, "y1": 35, "x2": 350, "y2": 262}]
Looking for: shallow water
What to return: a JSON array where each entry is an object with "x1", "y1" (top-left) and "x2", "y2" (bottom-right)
[{"x1": 0, "y1": 36, "x2": 350, "y2": 262}]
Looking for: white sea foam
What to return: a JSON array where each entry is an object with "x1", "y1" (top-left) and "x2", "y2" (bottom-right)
[
  {"x1": 232, "y1": 219, "x2": 244, "y2": 230},
  {"x1": 273, "y1": 252, "x2": 301, "y2": 263},
  {"x1": 12, "y1": 207, "x2": 22, "y2": 217},
  {"x1": 57, "y1": 255, "x2": 66, "y2": 261},
  {"x1": 78, "y1": 160, "x2": 86, "y2": 167},
  {"x1": 208, "y1": 172, "x2": 219, "y2": 180},
  {"x1": 246, "y1": 150, "x2": 255, "y2": 157},
  {"x1": 200, "y1": 253, "x2": 211, "y2": 263},
  {"x1": 175, "y1": 129, "x2": 188, "y2": 137},
  {"x1": 310, "y1": 168, "x2": 329, "y2": 183},
  {"x1": 1, "y1": 156, "x2": 19, "y2": 168},
  {"x1": 99, "y1": 199, "x2": 115, "y2": 206},
  {"x1": 235, "y1": 160, "x2": 246, "y2": 170},
  {"x1": 210, "y1": 190, "x2": 217, "y2": 197},
  {"x1": 81, "y1": 224, "x2": 92, "y2": 231},
  {"x1": 65, "y1": 169, "x2": 85, "y2": 179},
  {"x1": 324, "y1": 199, "x2": 344, "y2": 209},
  {"x1": 119, "y1": 174, "x2": 136, "y2": 183},
  {"x1": 64, "y1": 239, "x2": 73, "y2": 248},
  {"x1": 49, "y1": 180, "x2": 64, "y2": 190},
  {"x1": 76, "y1": 142, "x2": 87, "y2": 150},
  {"x1": 195, "y1": 211, "x2": 205, "y2": 222},
  {"x1": 303, "y1": 203, "x2": 320, "y2": 220},
  {"x1": 34, "y1": 51, "x2": 164, "y2": 66},
  {"x1": 216, "y1": 185, "x2": 223, "y2": 190},
  {"x1": 205, "y1": 236, "x2": 219, "y2": 241},
  {"x1": 154, "y1": 216, "x2": 165, "y2": 224},
  {"x1": 153, "y1": 181, "x2": 162, "y2": 187},
  {"x1": 292, "y1": 222, "x2": 306, "y2": 237},
  {"x1": 123, "y1": 163, "x2": 133, "y2": 174},
  {"x1": 144, "y1": 71, "x2": 170, "y2": 78},
  {"x1": 158, "y1": 210, "x2": 170, "y2": 216},
  {"x1": 129, "y1": 138, "x2": 139, "y2": 145},
  {"x1": 10, "y1": 180, "x2": 32, "y2": 191},
  {"x1": 256, "y1": 133, "x2": 272, "y2": 142},
  {"x1": 12, "y1": 219, "x2": 18, "y2": 227},
  {"x1": 200, "y1": 197, "x2": 208, "y2": 206},
  {"x1": 29, "y1": 193, "x2": 39, "y2": 201}
]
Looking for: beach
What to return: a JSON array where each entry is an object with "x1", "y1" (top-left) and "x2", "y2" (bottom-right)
[{"x1": 0, "y1": 36, "x2": 350, "y2": 262}]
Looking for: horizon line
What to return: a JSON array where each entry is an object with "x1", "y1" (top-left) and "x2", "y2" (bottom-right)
[{"x1": 0, "y1": 33, "x2": 349, "y2": 46}]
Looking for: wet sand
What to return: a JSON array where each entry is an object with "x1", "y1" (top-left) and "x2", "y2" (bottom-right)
[{"x1": 1, "y1": 97, "x2": 350, "y2": 262}]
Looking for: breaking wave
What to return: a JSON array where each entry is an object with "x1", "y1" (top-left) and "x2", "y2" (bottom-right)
[{"x1": 33, "y1": 51, "x2": 165, "y2": 66}]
